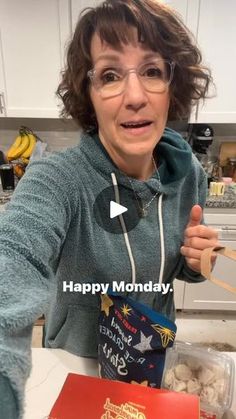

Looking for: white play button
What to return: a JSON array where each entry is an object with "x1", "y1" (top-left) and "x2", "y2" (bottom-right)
[
  {"x1": 110, "y1": 201, "x2": 128, "y2": 219},
  {"x1": 94, "y1": 187, "x2": 140, "y2": 234}
]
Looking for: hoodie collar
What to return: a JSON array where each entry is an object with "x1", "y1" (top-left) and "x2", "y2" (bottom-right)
[
  {"x1": 80, "y1": 127, "x2": 192, "y2": 194},
  {"x1": 155, "y1": 127, "x2": 192, "y2": 185}
]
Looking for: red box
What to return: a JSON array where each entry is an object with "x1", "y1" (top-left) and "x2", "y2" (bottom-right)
[{"x1": 49, "y1": 373, "x2": 200, "y2": 419}]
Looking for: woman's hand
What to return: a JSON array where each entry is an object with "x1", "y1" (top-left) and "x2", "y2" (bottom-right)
[{"x1": 180, "y1": 204, "x2": 220, "y2": 273}]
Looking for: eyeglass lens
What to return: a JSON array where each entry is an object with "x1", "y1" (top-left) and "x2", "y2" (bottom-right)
[{"x1": 89, "y1": 59, "x2": 174, "y2": 98}]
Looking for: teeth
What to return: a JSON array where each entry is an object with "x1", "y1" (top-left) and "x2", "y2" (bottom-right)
[{"x1": 122, "y1": 121, "x2": 150, "y2": 128}]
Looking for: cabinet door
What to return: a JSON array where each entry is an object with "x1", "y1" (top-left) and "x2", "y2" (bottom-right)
[
  {"x1": 183, "y1": 240, "x2": 236, "y2": 310},
  {"x1": 72, "y1": 0, "x2": 189, "y2": 30},
  {"x1": 173, "y1": 279, "x2": 185, "y2": 310},
  {"x1": 0, "y1": 29, "x2": 6, "y2": 117},
  {"x1": 163, "y1": 0, "x2": 201, "y2": 34},
  {"x1": 163, "y1": 0, "x2": 188, "y2": 21},
  {"x1": 0, "y1": 0, "x2": 70, "y2": 118},
  {"x1": 192, "y1": 0, "x2": 236, "y2": 123},
  {"x1": 72, "y1": 0, "x2": 98, "y2": 30}
]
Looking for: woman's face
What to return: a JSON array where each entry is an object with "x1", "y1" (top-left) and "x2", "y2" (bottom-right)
[{"x1": 89, "y1": 32, "x2": 170, "y2": 161}]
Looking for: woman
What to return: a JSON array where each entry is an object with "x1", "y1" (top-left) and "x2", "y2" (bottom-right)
[{"x1": 0, "y1": 0, "x2": 219, "y2": 417}]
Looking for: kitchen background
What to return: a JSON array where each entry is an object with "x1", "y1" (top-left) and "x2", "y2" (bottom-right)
[{"x1": 0, "y1": 0, "x2": 236, "y2": 351}]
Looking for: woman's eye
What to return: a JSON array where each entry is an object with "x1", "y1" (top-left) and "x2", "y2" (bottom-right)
[
  {"x1": 100, "y1": 71, "x2": 120, "y2": 84},
  {"x1": 144, "y1": 67, "x2": 164, "y2": 79}
]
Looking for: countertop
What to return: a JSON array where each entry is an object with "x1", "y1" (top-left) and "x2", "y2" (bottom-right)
[
  {"x1": 206, "y1": 184, "x2": 236, "y2": 208},
  {"x1": 24, "y1": 349, "x2": 98, "y2": 419},
  {"x1": 24, "y1": 349, "x2": 236, "y2": 419},
  {"x1": 1, "y1": 186, "x2": 236, "y2": 211}
]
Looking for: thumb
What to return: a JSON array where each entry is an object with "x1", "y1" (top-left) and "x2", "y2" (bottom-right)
[{"x1": 187, "y1": 204, "x2": 203, "y2": 228}]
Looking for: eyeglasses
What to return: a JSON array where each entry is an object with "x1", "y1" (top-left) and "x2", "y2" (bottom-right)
[{"x1": 87, "y1": 58, "x2": 175, "y2": 98}]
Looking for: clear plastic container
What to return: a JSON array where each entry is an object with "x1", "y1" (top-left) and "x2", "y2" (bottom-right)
[{"x1": 161, "y1": 341, "x2": 235, "y2": 419}]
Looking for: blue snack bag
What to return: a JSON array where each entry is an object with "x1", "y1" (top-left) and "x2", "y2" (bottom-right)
[{"x1": 98, "y1": 292, "x2": 177, "y2": 387}]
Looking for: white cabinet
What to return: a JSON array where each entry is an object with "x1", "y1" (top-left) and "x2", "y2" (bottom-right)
[
  {"x1": 0, "y1": 1, "x2": 235, "y2": 121},
  {"x1": 0, "y1": 29, "x2": 6, "y2": 117},
  {"x1": 71, "y1": 0, "x2": 189, "y2": 29},
  {"x1": 189, "y1": 0, "x2": 236, "y2": 123},
  {"x1": 174, "y1": 279, "x2": 185, "y2": 310},
  {"x1": 72, "y1": 0, "x2": 189, "y2": 32},
  {"x1": 163, "y1": 0, "x2": 188, "y2": 21},
  {"x1": 166, "y1": 1, "x2": 236, "y2": 123},
  {"x1": 183, "y1": 240, "x2": 236, "y2": 311},
  {"x1": 0, "y1": 0, "x2": 70, "y2": 118},
  {"x1": 71, "y1": 0, "x2": 99, "y2": 30},
  {"x1": 183, "y1": 210, "x2": 236, "y2": 311},
  {"x1": 163, "y1": 1, "x2": 199, "y2": 39}
]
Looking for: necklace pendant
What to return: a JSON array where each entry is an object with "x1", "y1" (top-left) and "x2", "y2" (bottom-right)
[{"x1": 140, "y1": 207, "x2": 148, "y2": 218}]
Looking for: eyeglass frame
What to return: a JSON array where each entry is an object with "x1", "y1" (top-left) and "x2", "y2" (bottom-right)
[{"x1": 87, "y1": 58, "x2": 176, "y2": 98}]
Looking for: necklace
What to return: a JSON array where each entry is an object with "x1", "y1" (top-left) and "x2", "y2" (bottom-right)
[{"x1": 128, "y1": 157, "x2": 161, "y2": 218}]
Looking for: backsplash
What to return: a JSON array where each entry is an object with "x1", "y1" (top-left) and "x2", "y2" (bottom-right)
[
  {"x1": 0, "y1": 118, "x2": 81, "y2": 153},
  {"x1": 0, "y1": 129, "x2": 80, "y2": 153},
  {"x1": 1, "y1": 119, "x2": 236, "y2": 209},
  {"x1": 0, "y1": 118, "x2": 236, "y2": 154},
  {"x1": 206, "y1": 124, "x2": 236, "y2": 158}
]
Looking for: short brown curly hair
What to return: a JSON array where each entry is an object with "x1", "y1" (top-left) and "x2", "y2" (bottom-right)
[{"x1": 57, "y1": 0, "x2": 212, "y2": 131}]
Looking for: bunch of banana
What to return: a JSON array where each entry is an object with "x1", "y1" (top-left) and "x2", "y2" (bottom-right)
[{"x1": 7, "y1": 126, "x2": 37, "y2": 162}]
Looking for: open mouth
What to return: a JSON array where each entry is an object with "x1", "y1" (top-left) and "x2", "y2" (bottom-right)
[{"x1": 121, "y1": 121, "x2": 152, "y2": 129}]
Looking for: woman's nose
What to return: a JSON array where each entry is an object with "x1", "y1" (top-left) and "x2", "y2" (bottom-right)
[{"x1": 123, "y1": 72, "x2": 148, "y2": 109}]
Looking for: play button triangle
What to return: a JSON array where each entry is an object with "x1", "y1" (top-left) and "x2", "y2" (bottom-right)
[{"x1": 110, "y1": 201, "x2": 128, "y2": 219}]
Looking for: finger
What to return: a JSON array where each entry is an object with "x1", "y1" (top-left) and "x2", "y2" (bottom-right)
[
  {"x1": 181, "y1": 246, "x2": 218, "y2": 261},
  {"x1": 184, "y1": 255, "x2": 217, "y2": 273},
  {"x1": 181, "y1": 246, "x2": 202, "y2": 260},
  {"x1": 187, "y1": 205, "x2": 203, "y2": 228},
  {"x1": 185, "y1": 225, "x2": 219, "y2": 240},
  {"x1": 184, "y1": 257, "x2": 201, "y2": 272},
  {"x1": 183, "y1": 237, "x2": 220, "y2": 250}
]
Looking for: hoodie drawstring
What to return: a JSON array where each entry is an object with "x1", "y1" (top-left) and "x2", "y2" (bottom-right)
[
  {"x1": 157, "y1": 193, "x2": 165, "y2": 285},
  {"x1": 111, "y1": 173, "x2": 136, "y2": 285},
  {"x1": 111, "y1": 172, "x2": 165, "y2": 287}
]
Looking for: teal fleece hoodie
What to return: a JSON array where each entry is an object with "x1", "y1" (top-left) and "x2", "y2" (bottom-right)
[{"x1": 0, "y1": 128, "x2": 207, "y2": 418}]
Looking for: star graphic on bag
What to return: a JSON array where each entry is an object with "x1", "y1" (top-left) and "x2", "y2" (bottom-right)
[
  {"x1": 133, "y1": 331, "x2": 153, "y2": 353},
  {"x1": 151, "y1": 324, "x2": 175, "y2": 348},
  {"x1": 120, "y1": 303, "x2": 132, "y2": 317},
  {"x1": 100, "y1": 294, "x2": 113, "y2": 316},
  {"x1": 131, "y1": 380, "x2": 149, "y2": 386},
  {"x1": 148, "y1": 364, "x2": 155, "y2": 369}
]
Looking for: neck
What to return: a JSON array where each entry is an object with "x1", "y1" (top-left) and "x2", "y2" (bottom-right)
[
  {"x1": 99, "y1": 137, "x2": 155, "y2": 181},
  {"x1": 118, "y1": 155, "x2": 154, "y2": 180}
]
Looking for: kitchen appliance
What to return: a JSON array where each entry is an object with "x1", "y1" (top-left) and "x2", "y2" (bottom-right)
[
  {"x1": 190, "y1": 124, "x2": 214, "y2": 154},
  {"x1": 189, "y1": 124, "x2": 218, "y2": 185}
]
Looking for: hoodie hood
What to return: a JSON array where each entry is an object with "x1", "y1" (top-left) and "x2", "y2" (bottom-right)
[
  {"x1": 80, "y1": 127, "x2": 192, "y2": 194},
  {"x1": 155, "y1": 127, "x2": 192, "y2": 184}
]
